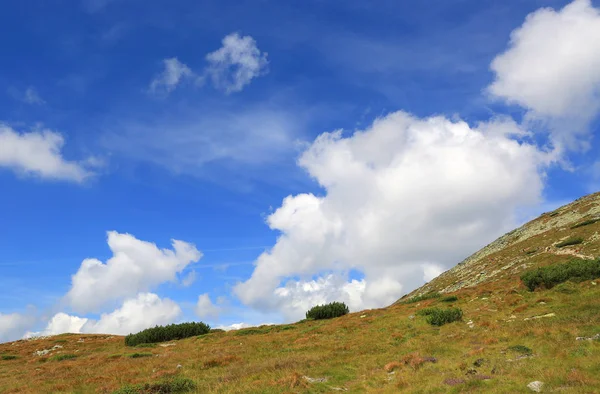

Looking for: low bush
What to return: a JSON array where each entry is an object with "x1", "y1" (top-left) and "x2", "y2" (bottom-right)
[
  {"x1": 50, "y1": 354, "x2": 77, "y2": 361},
  {"x1": 442, "y1": 296, "x2": 458, "y2": 303},
  {"x1": 556, "y1": 237, "x2": 584, "y2": 248},
  {"x1": 209, "y1": 328, "x2": 225, "y2": 334},
  {"x1": 417, "y1": 307, "x2": 463, "y2": 326},
  {"x1": 571, "y1": 218, "x2": 600, "y2": 229},
  {"x1": 508, "y1": 345, "x2": 533, "y2": 355},
  {"x1": 305, "y1": 302, "x2": 349, "y2": 320},
  {"x1": 128, "y1": 353, "x2": 153, "y2": 359},
  {"x1": 125, "y1": 322, "x2": 210, "y2": 346},
  {"x1": 1, "y1": 355, "x2": 17, "y2": 360},
  {"x1": 521, "y1": 258, "x2": 600, "y2": 291},
  {"x1": 403, "y1": 293, "x2": 441, "y2": 304},
  {"x1": 113, "y1": 376, "x2": 197, "y2": 394}
]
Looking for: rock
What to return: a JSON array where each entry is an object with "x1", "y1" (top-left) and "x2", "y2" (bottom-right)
[
  {"x1": 592, "y1": 282, "x2": 597, "y2": 286},
  {"x1": 303, "y1": 376, "x2": 328, "y2": 384},
  {"x1": 360, "y1": 315, "x2": 367, "y2": 318},
  {"x1": 408, "y1": 315, "x2": 415, "y2": 320},
  {"x1": 34, "y1": 349, "x2": 51, "y2": 356},
  {"x1": 576, "y1": 334, "x2": 600, "y2": 341},
  {"x1": 527, "y1": 381, "x2": 544, "y2": 392},
  {"x1": 524, "y1": 313, "x2": 555, "y2": 321},
  {"x1": 52, "y1": 345, "x2": 63, "y2": 350},
  {"x1": 176, "y1": 364, "x2": 182, "y2": 369},
  {"x1": 467, "y1": 320, "x2": 475, "y2": 328},
  {"x1": 159, "y1": 343, "x2": 176, "y2": 347},
  {"x1": 466, "y1": 368, "x2": 477, "y2": 375},
  {"x1": 473, "y1": 358, "x2": 484, "y2": 367}
]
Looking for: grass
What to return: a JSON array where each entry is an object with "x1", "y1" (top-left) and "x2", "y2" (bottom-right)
[
  {"x1": 521, "y1": 258, "x2": 600, "y2": 291},
  {"x1": 571, "y1": 218, "x2": 600, "y2": 229},
  {"x1": 508, "y1": 345, "x2": 533, "y2": 355},
  {"x1": 403, "y1": 292, "x2": 441, "y2": 304},
  {"x1": 113, "y1": 377, "x2": 197, "y2": 394},
  {"x1": 442, "y1": 295, "x2": 458, "y2": 303},
  {"x1": 556, "y1": 237, "x2": 584, "y2": 248},
  {"x1": 417, "y1": 307, "x2": 463, "y2": 326},
  {"x1": 127, "y1": 352, "x2": 153, "y2": 358},
  {"x1": 134, "y1": 343, "x2": 156, "y2": 348},
  {"x1": 50, "y1": 354, "x2": 77, "y2": 361}
]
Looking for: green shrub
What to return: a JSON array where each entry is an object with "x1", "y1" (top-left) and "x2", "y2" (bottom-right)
[
  {"x1": 305, "y1": 302, "x2": 349, "y2": 320},
  {"x1": 128, "y1": 353, "x2": 153, "y2": 359},
  {"x1": 556, "y1": 237, "x2": 584, "y2": 248},
  {"x1": 442, "y1": 296, "x2": 458, "y2": 303},
  {"x1": 403, "y1": 292, "x2": 441, "y2": 304},
  {"x1": 1, "y1": 355, "x2": 17, "y2": 360},
  {"x1": 521, "y1": 258, "x2": 600, "y2": 291},
  {"x1": 508, "y1": 345, "x2": 533, "y2": 355},
  {"x1": 50, "y1": 354, "x2": 77, "y2": 361},
  {"x1": 113, "y1": 376, "x2": 197, "y2": 394},
  {"x1": 417, "y1": 307, "x2": 463, "y2": 326},
  {"x1": 209, "y1": 328, "x2": 225, "y2": 334},
  {"x1": 571, "y1": 218, "x2": 600, "y2": 229},
  {"x1": 124, "y1": 322, "x2": 210, "y2": 346},
  {"x1": 234, "y1": 328, "x2": 268, "y2": 336}
]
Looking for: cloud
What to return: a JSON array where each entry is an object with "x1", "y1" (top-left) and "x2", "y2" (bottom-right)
[
  {"x1": 65, "y1": 231, "x2": 202, "y2": 314},
  {"x1": 149, "y1": 33, "x2": 268, "y2": 96},
  {"x1": 205, "y1": 33, "x2": 269, "y2": 94},
  {"x1": 488, "y1": 0, "x2": 600, "y2": 150},
  {"x1": 0, "y1": 313, "x2": 35, "y2": 343},
  {"x1": 235, "y1": 111, "x2": 551, "y2": 319},
  {"x1": 31, "y1": 293, "x2": 182, "y2": 337},
  {"x1": 23, "y1": 87, "x2": 45, "y2": 105},
  {"x1": 0, "y1": 125, "x2": 94, "y2": 182},
  {"x1": 195, "y1": 293, "x2": 220, "y2": 319},
  {"x1": 149, "y1": 58, "x2": 197, "y2": 95}
]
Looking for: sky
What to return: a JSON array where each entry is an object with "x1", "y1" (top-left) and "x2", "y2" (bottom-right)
[{"x1": 1, "y1": 0, "x2": 600, "y2": 342}]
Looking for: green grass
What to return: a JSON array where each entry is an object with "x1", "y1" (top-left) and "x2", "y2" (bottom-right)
[
  {"x1": 571, "y1": 218, "x2": 600, "y2": 229},
  {"x1": 113, "y1": 377, "x2": 197, "y2": 393},
  {"x1": 417, "y1": 307, "x2": 463, "y2": 326},
  {"x1": 50, "y1": 354, "x2": 77, "y2": 361},
  {"x1": 508, "y1": 345, "x2": 533, "y2": 355},
  {"x1": 521, "y1": 258, "x2": 600, "y2": 291},
  {"x1": 556, "y1": 237, "x2": 584, "y2": 248},
  {"x1": 127, "y1": 353, "x2": 153, "y2": 359},
  {"x1": 133, "y1": 343, "x2": 156, "y2": 348},
  {"x1": 403, "y1": 292, "x2": 441, "y2": 304},
  {"x1": 441, "y1": 295, "x2": 458, "y2": 303},
  {"x1": 1, "y1": 355, "x2": 18, "y2": 360}
]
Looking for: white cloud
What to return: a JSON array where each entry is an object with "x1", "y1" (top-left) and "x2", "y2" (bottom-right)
[
  {"x1": 149, "y1": 58, "x2": 196, "y2": 95},
  {"x1": 0, "y1": 312, "x2": 35, "y2": 343},
  {"x1": 206, "y1": 33, "x2": 269, "y2": 94},
  {"x1": 0, "y1": 125, "x2": 93, "y2": 182},
  {"x1": 65, "y1": 231, "x2": 202, "y2": 314},
  {"x1": 32, "y1": 293, "x2": 182, "y2": 337},
  {"x1": 23, "y1": 87, "x2": 45, "y2": 105},
  {"x1": 235, "y1": 111, "x2": 551, "y2": 318},
  {"x1": 195, "y1": 293, "x2": 220, "y2": 319},
  {"x1": 489, "y1": 0, "x2": 600, "y2": 150}
]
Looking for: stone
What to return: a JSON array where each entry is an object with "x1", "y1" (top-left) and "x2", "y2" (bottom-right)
[{"x1": 527, "y1": 381, "x2": 544, "y2": 392}]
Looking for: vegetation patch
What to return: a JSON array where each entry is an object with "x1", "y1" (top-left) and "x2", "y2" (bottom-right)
[
  {"x1": 305, "y1": 302, "x2": 349, "y2": 320},
  {"x1": 571, "y1": 218, "x2": 600, "y2": 229},
  {"x1": 125, "y1": 322, "x2": 210, "y2": 346},
  {"x1": 234, "y1": 327, "x2": 270, "y2": 336},
  {"x1": 113, "y1": 377, "x2": 197, "y2": 394},
  {"x1": 50, "y1": 354, "x2": 77, "y2": 361},
  {"x1": 403, "y1": 292, "x2": 441, "y2": 304},
  {"x1": 508, "y1": 345, "x2": 533, "y2": 355},
  {"x1": 521, "y1": 258, "x2": 600, "y2": 291},
  {"x1": 134, "y1": 343, "x2": 157, "y2": 348},
  {"x1": 442, "y1": 296, "x2": 458, "y2": 303},
  {"x1": 1, "y1": 355, "x2": 18, "y2": 360},
  {"x1": 128, "y1": 353, "x2": 153, "y2": 359},
  {"x1": 417, "y1": 307, "x2": 463, "y2": 326},
  {"x1": 556, "y1": 237, "x2": 584, "y2": 248},
  {"x1": 208, "y1": 328, "x2": 225, "y2": 334},
  {"x1": 202, "y1": 355, "x2": 239, "y2": 369}
]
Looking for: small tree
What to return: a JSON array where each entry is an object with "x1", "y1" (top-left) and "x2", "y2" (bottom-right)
[{"x1": 306, "y1": 302, "x2": 349, "y2": 320}]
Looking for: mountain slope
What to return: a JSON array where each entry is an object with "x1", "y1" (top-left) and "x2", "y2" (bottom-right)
[{"x1": 1, "y1": 193, "x2": 600, "y2": 393}]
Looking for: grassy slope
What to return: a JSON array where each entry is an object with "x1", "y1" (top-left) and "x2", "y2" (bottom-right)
[{"x1": 2, "y1": 193, "x2": 600, "y2": 393}]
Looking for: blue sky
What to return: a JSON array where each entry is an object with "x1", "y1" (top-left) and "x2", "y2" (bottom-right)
[{"x1": 1, "y1": 0, "x2": 600, "y2": 341}]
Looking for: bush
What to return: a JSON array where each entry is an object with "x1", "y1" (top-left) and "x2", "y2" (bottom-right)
[
  {"x1": 1, "y1": 355, "x2": 17, "y2": 360},
  {"x1": 305, "y1": 302, "x2": 349, "y2": 320},
  {"x1": 556, "y1": 237, "x2": 584, "y2": 248},
  {"x1": 113, "y1": 377, "x2": 197, "y2": 394},
  {"x1": 521, "y1": 258, "x2": 600, "y2": 291},
  {"x1": 50, "y1": 354, "x2": 77, "y2": 361},
  {"x1": 417, "y1": 307, "x2": 463, "y2": 326},
  {"x1": 209, "y1": 328, "x2": 225, "y2": 334},
  {"x1": 571, "y1": 218, "x2": 600, "y2": 229},
  {"x1": 508, "y1": 345, "x2": 533, "y2": 355},
  {"x1": 403, "y1": 292, "x2": 441, "y2": 304},
  {"x1": 125, "y1": 322, "x2": 210, "y2": 346},
  {"x1": 442, "y1": 296, "x2": 458, "y2": 303},
  {"x1": 128, "y1": 353, "x2": 153, "y2": 358}
]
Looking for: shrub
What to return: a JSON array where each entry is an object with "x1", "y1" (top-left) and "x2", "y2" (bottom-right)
[
  {"x1": 128, "y1": 353, "x2": 153, "y2": 359},
  {"x1": 50, "y1": 354, "x2": 77, "y2": 361},
  {"x1": 209, "y1": 328, "x2": 225, "y2": 334},
  {"x1": 113, "y1": 377, "x2": 197, "y2": 394},
  {"x1": 125, "y1": 322, "x2": 210, "y2": 346},
  {"x1": 403, "y1": 292, "x2": 441, "y2": 304},
  {"x1": 442, "y1": 296, "x2": 458, "y2": 303},
  {"x1": 556, "y1": 237, "x2": 584, "y2": 248},
  {"x1": 1, "y1": 355, "x2": 17, "y2": 360},
  {"x1": 417, "y1": 307, "x2": 463, "y2": 326},
  {"x1": 521, "y1": 258, "x2": 600, "y2": 291},
  {"x1": 571, "y1": 218, "x2": 600, "y2": 229},
  {"x1": 305, "y1": 302, "x2": 349, "y2": 320},
  {"x1": 508, "y1": 345, "x2": 533, "y2": 355}
]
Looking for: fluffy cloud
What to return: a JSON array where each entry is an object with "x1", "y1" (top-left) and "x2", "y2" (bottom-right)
[
  {"x1": 149, "y1": 58, "x2": 197, "y2": 94},
  {"x1": 0, "y1": 125, "x2": 93, "y2": 182},
  {"x1": 32, "y1": 293, "x2": 181, "y2": 337},
  {"x1": 206, "y1": 33, "x2": 269, "y2": 94},
  {"x1": 195, "y1": 293, "x2": 220, "y2": 319},
  {"x1": 489, "y1": 0, "x2": 600, "y2": 149},
  {"x1": 0, "y1": 313, "x2": 35, "y2": 343},
  {"x1": 65, "y1": 231, "x2": 202, "y2": 313},
  {"x1": 235, "y1": 111, "x2": 550, "y2": 319}
]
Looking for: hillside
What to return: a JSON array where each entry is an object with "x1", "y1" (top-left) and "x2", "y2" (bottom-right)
[{"x1": 1, "y1": 193, "x2": 600, "y2": 393}]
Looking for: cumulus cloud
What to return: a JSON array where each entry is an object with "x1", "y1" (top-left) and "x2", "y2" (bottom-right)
[
  {"x1": 65, "y1": 231, "x2": 202, "y2": 314},
  {"x1": 0, "y1": 125, "x2": 93, "y2": 182},
  {"x1": 205, "y1": 33, "x2": 269, "y2": 94},
  {"x1": 149, "y1": 58, "x2": 197, "y2": 94},
  {"x1": 0, "y1": 313, "x2": 35, "y2": 343},
  {"x1": 195, "y1": 293, "x2": 221, "y2": 319},
  {"x1": 31, "y1": 293, "x2": 181, "y2": 337},
  {"x1": 489, "y1": 0, "x2": 600, "y2": 149},
  {"x1": 235, "y1": 111, "x2": 551, "y2": 319}
]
